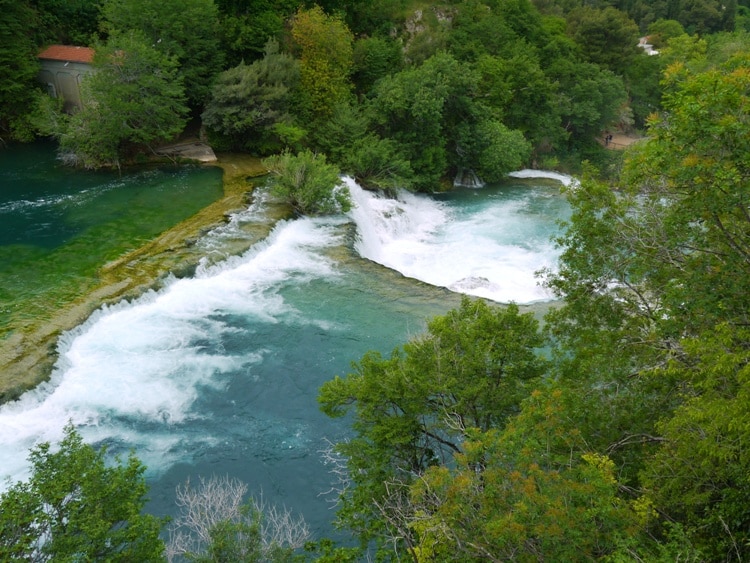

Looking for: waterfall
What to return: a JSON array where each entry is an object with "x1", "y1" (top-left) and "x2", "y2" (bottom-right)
[
  {"x1": 453, "y1": 167, "x2": 485, "y2": 189},
  {"x1": 345, "y1": 176, "x2": 568, "y2": 304}
]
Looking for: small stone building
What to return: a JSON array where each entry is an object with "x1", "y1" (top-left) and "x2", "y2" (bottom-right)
[{"x1": 38, "y1": 45, "x2": 95, "y2": 113}]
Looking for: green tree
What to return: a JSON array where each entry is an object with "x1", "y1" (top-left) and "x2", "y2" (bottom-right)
[
  {"x1": 102, "y1": 0, "x2": 223, "y2": 107},
  {"x1": 642, "y1": 326, "x2": 750, "y2": 561},
  {"x1": 0, "y1": 0, "x2": 41, "y2": 142},
  {"x1": 646, "y1": 18, "x2": 686, "y2": 48},
  {"x1": 201, "y1": 39, "x2": 300, "y2": 154},
  {"x1": 56, "y1": 31, "x2": 188, "y2": 169},
  {"x1": 566, "y1": 6, "x2": 641, "y2": 75},
  {"x1": 30, "y1": 0, "x2": 102, "y2": 45},
  {"x1": 408, "y1": 388, "x2": 641, "y2": 562},
  {"x1": 0, "y1": 424, "x2": 165, "y2": 561},
  {"x1": 318, "y1": 297, "x2": 547, "y2": 551},
  {"x1": 290, "y1": 5, "x2": 354, "y2": 122},
  {"x1": 351, "y1": 35, "x2": 403, "y2": 95},
  {"x1": 262, "y1": 150, "x2": 350, "y2": 215},
  {"x1": 541, "y1": 43, "x2": 750, "y2": 560},
  {"x1": 343, "y1": 133, "x2": 415, "y2": 190},
  {"x1": 547, "y1": 58, "x2": 628, "y2": 142},
  {"x1": 456, "y1": 118, "x2": 532, "y2": 182},
  {"x1": 215, "y1": 0, "x2": 300, "y2": 66},
  {"x1": 476, "y1": 51, "x2": 565, "y2": 151},
  {"x1": 368, "y1": 52, "x2": 483, "y2": 190},
  {"x1": 445, "y1": 0, "x2": 519, "y2": 62},
  {"x1": 319, "y1": 0, "x2": 408, "y2": 36}
]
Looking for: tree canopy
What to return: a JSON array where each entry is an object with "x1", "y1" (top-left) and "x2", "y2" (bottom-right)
[
  {"x1": 57, "y1": 31, "x2": 188, "y2": 169},
  {"x1": 101, "y1": 0, "x2": 223, "y2": 107},
  {"x1": 319, "y1": 297, "x2": 547, "y2": 550},
  {"x1": 0, "y1": 424, "x2": 165, "y2": 562}
]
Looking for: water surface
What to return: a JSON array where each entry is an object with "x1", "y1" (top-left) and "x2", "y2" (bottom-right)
[
  {"x1": 0, "y1": 152, "x2": 570, "y2": 539},
  {"x1": 0, "y1": 142, "x2": 223, "y2": 334}
]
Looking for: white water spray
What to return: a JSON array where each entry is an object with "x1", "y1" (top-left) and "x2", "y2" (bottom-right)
[
  {"x1": 0, "y1": 216, "x2": 344, "y2": 486},
  {"x1": 346, "y1": 174, "x2": 569, "y2": 303}
]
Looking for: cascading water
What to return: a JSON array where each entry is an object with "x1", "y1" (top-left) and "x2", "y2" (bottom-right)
[
  {"x1": 0, "y1": 157, "x2": 571, "y2": 538},
  {"x1": 346, "y1": 174, "x2": 571, "y2": 303}
]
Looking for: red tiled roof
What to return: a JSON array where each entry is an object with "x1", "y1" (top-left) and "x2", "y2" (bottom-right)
[{"x1": 38, "y1": 45, "x2": 95, "y2": 64}]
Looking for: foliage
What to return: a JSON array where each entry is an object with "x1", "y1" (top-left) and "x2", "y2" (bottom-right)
[
  {"x1": 215, "y1": 0, "x2": 300, "y2": 66},
  {"x1": 368, "y1": 52, "x2": 483, "y2": 190},
  {"x1": 167, "y1": 475, "x2": 308, "y2": 562},
  {"x1": 290, "y1": 5, "x2": 354, "y2": 122},
  {"x1": 547, "y1": 58, "x2": 628, "y2": 140},
  {"x1": 476, "y1": 51, "x2": 565, "y2": 150},
  {"x1": 445, "y1": 1, "x2": 519, "y2": 62},
  {"x1": 101, "y1": 0, "x2": 223, "y2": 107},
  {"x1": 262, "y1": 150, "x2": 350, "y2": 215},
  {"x1": 307, "y1": 101, "x2": 368, "y2": 163},
  {"x1": 328, "y1": 0, "x2": 409, "y2": 36},
  {"x1": 456, "y1": 118, "x2": 532, "y2": 182},
  {"x1": 351, "y1": 35, "x2": 404, "y2": 95},
  {"x1": 29, "y1": 0, "x2": 102, "y2": 45},
  {"x1": 202, "y1": 39, "x2": 300, "y2": 154},
  {"x1": 646, "y1": 18, "x2": 687, "y2": 48},
  {"x1": 0, "y1": 424, "x2": 165, "y2": 562},
  {"x1": 0, "y1": 0, "x2": 41, "y2": 141},
  {"x1": 56, "y1": 30, "x2": 188, "y2": 169},
  {"x1": 408, "y1": 388, "x2": 641, "y2": 561},
  {"x1": 624, "y1": 57, "x2": 750, "y2": 330},
  {"x1": 541, "y1": 38, "x2": 750, "y2": 561},
  {"x1": 622, "y1": 51, "x2": 663, "y2": 128},
  {"x1": 642, "y1": 326, "x2": 750, "y2": 561},
  {"x1": 319, "y1": 297, "x2": 547, "y2": 549},
  {"x1": 343, "y1": 134, "x2": 415, "y2": 191},
  {"x1": 565, "y1": 6, "x2": 641, "y2": 75}
]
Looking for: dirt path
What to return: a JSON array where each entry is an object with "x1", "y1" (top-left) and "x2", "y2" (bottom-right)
[{"x1": 601, "y1": 132, "x2": 646, "y2": 150}]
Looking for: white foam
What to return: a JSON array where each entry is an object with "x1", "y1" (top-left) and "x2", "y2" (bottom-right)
[
  {"x1": 0, "y1": 217, "x2": 344, "y2": 487},
  {"x1": 347, "y1": 177, "x2": 565, "y2": 303},
  {"x1": 508, "y1": 169, "x2": 575, "y2": 187}
]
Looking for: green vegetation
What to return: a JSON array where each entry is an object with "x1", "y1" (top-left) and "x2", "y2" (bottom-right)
[
  {"x1": 313, "y1": 28, "x2": 750, "y2": 561},
  {"x1": 263, "y1": 150, "x2": 350, "y2": 215},
  {"x1": 101, "y1": 0, "x2": 223, "y2": 108},
  {"x1": 2, "y1": 0, "x2": 750, "y2": 560},
  {"x1": 58, "y1": 30, "x2": 189, "y2": 169},
  {"x1": 2, "y1": 0, "x2": 712, "y2": 181},
  {"x1": 201, "y1": 39, "x2": 300, "y2": 154},
  {"x1": 0, "y1": 424, "x2": 165, "y2": 561}
]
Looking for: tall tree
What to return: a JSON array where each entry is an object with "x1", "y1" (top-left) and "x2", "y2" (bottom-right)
[
  {"x1": 201, "y1": 39, "x2": 300, "y2": 154},
  {"x1": 0, "y1": 424, "x2": 165, "y2": 561},
  {"x1": 546, "y1": 58, "x2": 628, "y2": 142},
  {"x1": 407, "y1": 388, "x2": 641, "y2": 561},
  {"x1": 58, "y1": 30, "x2": 188, "y2": 169},
  {"x1": 290, "y1": 5, "x2": 354, "y2": 123},
  {"x1": 214, "y1": 0, "x2": 299, "y2": 66},
  {"x1": 102, "y1": 0, "x2": 223, "y2": 107},
  {"x1": 566, "y1": 6, "x2": 641, "y2": 75},
  {"x1": 319, "y1": 297, "x2": 547, "y2": 552},
  {"x1": 542, "y1": 44, "x2": 750, "y2": 561},
  {"x1": 29, "y1": 0, "x2": 103, "y2": 45},
  {"x1": 0, "y1": 0, "x2": 40, "y2": 141}
]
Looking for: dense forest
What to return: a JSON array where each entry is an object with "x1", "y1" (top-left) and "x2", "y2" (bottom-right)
[
  {"x1": 1, "y1": 0, "x2": 750, "y2": 561},
  {"x1": 0, "y1": 0, "x2": 743, "y2": 181}
]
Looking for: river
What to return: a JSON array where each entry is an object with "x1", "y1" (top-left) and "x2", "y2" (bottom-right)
[{"x1": 0, "y1": 143, "x2": 571, "y2": 540}]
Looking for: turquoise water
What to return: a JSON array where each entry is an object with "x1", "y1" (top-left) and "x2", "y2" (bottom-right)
[
  {"x1": 0, "y1": 147, "x2": 569, "y2": 540},
  {"x1": 0, "y1": 142, "x2": 223, "y2": 333}
]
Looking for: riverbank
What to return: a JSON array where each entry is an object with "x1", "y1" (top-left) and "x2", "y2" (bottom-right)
[{"x1": 0, "y1": 154, "x2": 268, "y2": 403}]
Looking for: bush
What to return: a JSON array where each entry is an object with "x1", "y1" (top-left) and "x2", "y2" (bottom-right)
[{"x1": 262, "y1": 150, "x2": 351, "y2": 215}]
